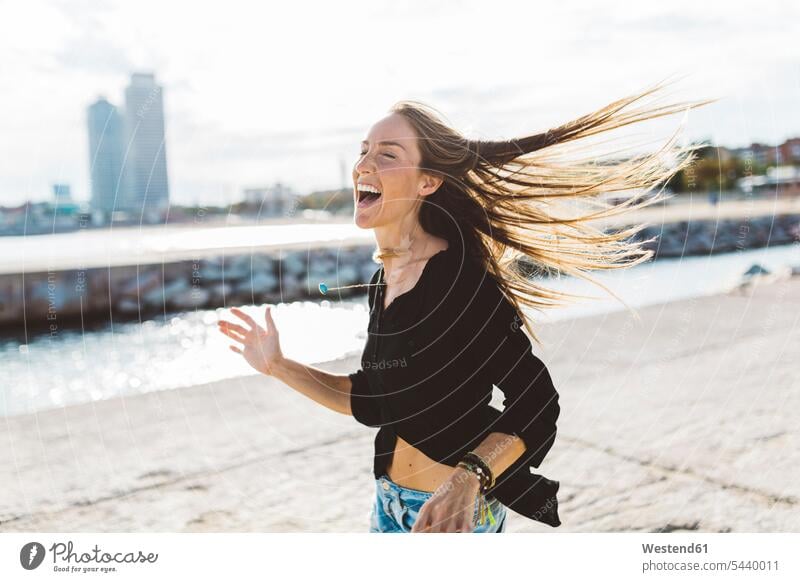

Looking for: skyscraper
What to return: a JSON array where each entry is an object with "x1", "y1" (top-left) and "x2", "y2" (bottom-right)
[
  {"x1": 123, "y1": 73, "x2": 170, "y2": 219},
  {"x1": 87, "y1": 97, "x2": 125, "y2": 219},
  {"x1": 86, "y1": 73, "x2": 171, "y2": 224}
]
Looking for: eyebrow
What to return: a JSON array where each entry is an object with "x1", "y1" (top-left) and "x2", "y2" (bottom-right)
[{"x1": 361, "y1": 140, "x2": 407, "y2": 151}]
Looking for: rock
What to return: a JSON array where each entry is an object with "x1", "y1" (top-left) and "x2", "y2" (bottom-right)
[
  {"x1": 743, "y1": 264, "x2": 771, "y2": 278},
  {"x1": 142, "y1": 279, "x2": 188, "y2": 309},
  {"x1": 170, "y1": 286, "x2": 211, "y2": 310}
]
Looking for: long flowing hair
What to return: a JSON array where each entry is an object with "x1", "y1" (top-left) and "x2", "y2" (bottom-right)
[{"x1": 391, "y1": 78, "x2": 715, "y2": 344}]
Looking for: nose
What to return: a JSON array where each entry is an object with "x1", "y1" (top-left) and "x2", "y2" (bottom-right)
[{"x1": 354, "y1": 149, "x2": 376, "y2": 176}]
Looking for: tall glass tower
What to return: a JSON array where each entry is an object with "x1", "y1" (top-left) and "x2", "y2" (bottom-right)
[
  {"x1": 87, "y1": 97, "x2": 125, "y2": 219},
  {"x1": 123, "y1": 73, "x2": 170, "y2": 219}
]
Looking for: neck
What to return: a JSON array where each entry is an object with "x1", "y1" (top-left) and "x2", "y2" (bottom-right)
[{"x1": 373, "y1": 219, "x2": 442, "y2": 274}]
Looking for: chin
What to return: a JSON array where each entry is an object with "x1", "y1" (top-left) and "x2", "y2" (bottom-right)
[
  {"x1": 354, "y1": 204, "x2": 383, "y2": 229},
  {"x1": 354, "y1": 209, "x2": 375, "y2": 230}
]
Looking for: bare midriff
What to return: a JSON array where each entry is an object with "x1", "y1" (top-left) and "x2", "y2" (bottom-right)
[{"x1": 385, "y1": 434, "x2": 458, "y2": 493}]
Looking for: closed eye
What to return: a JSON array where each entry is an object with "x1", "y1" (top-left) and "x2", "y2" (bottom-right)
[{"x1": 358, "y1": 150, "x2": 396, "y2": 159}]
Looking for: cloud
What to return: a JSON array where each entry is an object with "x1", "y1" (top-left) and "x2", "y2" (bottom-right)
[
  {"x1": 1, "y1": 0, "x2": 799, "y2": 206},
  {"x1": 626, "y1": 11, "x2": 724, "y2": 34},
  {"x1": 54, "y1": 32, "x2": 132, "y2": 75}
]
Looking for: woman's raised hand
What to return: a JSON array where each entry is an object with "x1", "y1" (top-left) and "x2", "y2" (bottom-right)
[{"x1": 217, "y1": 306, "x2": 283, "y2": 376}]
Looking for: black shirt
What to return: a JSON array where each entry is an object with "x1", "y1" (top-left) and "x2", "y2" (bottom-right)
[{"x1": 348, "y1": 240, "x2": 561, "y2": 527}]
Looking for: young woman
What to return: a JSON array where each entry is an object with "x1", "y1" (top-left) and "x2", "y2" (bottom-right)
[{"x1": 217, "y1": 80, "x2": 711, "y2": 533}]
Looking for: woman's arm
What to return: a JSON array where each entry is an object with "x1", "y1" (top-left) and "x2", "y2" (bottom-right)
[
  {"x1": 412, "y1": 271, "x2": 559, "y2": 533},
  {"x1": 270, "y1": 357, "x2": 355, "y2": 416},
  {"x1": 220, "y1": 267, "x2": 383, "y2": 419},
  {"x1": 466, "y1": 271, "x2": 561, "y2": 471},
  {"x1": 411, "y1": 431, "x2": 526, "y2": 533},
  {"x1": 467, "y1": 431, "x2": 527, "y2": 480},
  {"x1": 442, "y1": 430, "x2": 527, "y2": 500},
  {"x1": 217, "y1": 305, "x2": 357, "y2": 416}
]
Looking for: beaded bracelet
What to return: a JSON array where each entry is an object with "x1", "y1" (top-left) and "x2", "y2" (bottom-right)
[
  {"x1": 456, "y1": 457, "x2": 496, "y2": 527},
  {"x1": 461, "y1": 451, "x2": 495, "y2": 491},
  {"x1": 457, "y1": 459, "x2": 491, "y2": 493}
]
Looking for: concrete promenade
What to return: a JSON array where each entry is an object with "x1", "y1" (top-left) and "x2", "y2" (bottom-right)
[{"x1": 1, "y1": 276, "x2": 797, "y2": 532}]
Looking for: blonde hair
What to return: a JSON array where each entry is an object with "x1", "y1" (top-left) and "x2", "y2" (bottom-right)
[{"x1": 391, "y1": 78, "x2": 715, "y2": 344}]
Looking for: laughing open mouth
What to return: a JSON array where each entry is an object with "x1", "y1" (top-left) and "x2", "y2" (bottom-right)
[{"x1": 356, "y1": 183, "x2": 382, "y2": 207}]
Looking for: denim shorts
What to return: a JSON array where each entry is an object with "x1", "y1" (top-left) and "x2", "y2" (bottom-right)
[{"x1": 369, "y1": 473, "x2": 507, "y2": 533}]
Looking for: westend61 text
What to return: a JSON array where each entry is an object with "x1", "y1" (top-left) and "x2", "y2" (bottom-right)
[{"x1": 642, "y1": 543, "x2": 708, "y2": 554}]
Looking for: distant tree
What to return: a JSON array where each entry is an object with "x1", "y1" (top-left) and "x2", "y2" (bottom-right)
[
  {"x1": 666, "y1": 145, "x2": 768, "y2": 192},
  {"x1": 299, "y1": 189, "x2": 353, "y2": 214}
]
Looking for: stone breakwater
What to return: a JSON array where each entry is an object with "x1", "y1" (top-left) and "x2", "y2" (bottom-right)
[
  {"x1": 0, "y1": 245, "x2": 377, "y2": 330},
  {"x1": 633, "y1": 213, "x2": 800, "y2": 258},
  {"x1": 1, "y1": 213, "x2": 798, "y2": 331}
]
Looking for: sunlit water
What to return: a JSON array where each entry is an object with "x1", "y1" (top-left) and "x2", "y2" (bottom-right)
[
  {"x1": 536, "y1": 241, "x2": 800, "y2": 322},
  {"x1": 1, "y1": 242, "x2": 798, "y2": 417}
]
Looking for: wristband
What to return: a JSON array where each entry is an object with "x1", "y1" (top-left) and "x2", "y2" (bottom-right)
[{"x1": 460, "y1": 451, "x2": 495, "y2": 491}]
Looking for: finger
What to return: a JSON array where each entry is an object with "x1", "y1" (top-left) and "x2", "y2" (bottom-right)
[
  {"x1": 264, "y1": 305, "x2": 277, "y2": 332},
  {"x1": 424, "y1": 512, "x2": 442, "y2": 533},
  {"x1": 218, "y1": 326, "x2": 246, "y2": 343},
  {"x1": 230, "y1": 307, "x2": 257, "y2": 330},
  {"x1": 218, "y1": 320, "x2": 249, "y2": 336},
  {"x1": 439, "y1": 510, "x2": 461, "y2": 533},
  {"x1": 456, "y1": 515, "x2": 472, "y2": 533},
  {"x1": 417, "y1": 518, "x2": 432, "y2": 534},
  {"x1": 229, "y1": 345, "x2": 242, "y2": 354},
  {"x1": 412, "y1": 501, "x2": 433, "y2": 533},
  {"x1": 217, "y1": 327, "x2": 247, "y2": 343},
  {"x1": 445, "y1": 515, "x2": 461, "y2": 533},
  {"x1": 466, "y1": 513, "x2": 476, "y2": 532},
  {"x1": 421, "y1": 506, "x2": 440, "y2": 532},
  {"x1": 411, "y1": 510, "x2": 428, "y2": 533},
  {"x1": 432, "y1": 514, "x2": 449, "y2": 533}
]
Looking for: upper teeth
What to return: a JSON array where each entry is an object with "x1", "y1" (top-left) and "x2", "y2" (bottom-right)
[{"x1": 357, "y1": 184, "x2": 381, "y2": 194}]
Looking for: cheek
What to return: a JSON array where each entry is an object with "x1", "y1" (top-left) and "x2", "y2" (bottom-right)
[{"x1": 382, "y1": 169, "x2": 418, "y2": 202}]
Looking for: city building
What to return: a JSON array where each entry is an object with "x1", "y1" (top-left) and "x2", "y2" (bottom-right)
[
  {"x1": 737, "y1": 165, "x2": 800, "y2": 196},
  {"x1": 87, "y1": 97, "x2": 125, "y2": 223},
  {"x1": 778, "y1": 138, "x2": 800, "y2": 165},
  {"x1": 728, "y1": 138, "x2": 800, "y2": 167},
  {"x1": 52, "y1": 183, "x2": 72, "y2": 202},
  {"x1": 123, "y1": 72, "x2": 170, "y2": 221},
  {"x1": 51, "y1": 183, "x2": 81, "y2": 222},
  {"x1": 86, "y1": 74, "x2": 170, "y2": 225},
  {"x1": 243, "y1": 182, "x2": 298, "y2": 217}
]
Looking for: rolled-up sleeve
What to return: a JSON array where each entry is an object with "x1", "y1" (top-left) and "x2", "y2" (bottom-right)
[
  {"x1": 490, "y1": 317, "x2": 560, "y2": 468},
  {"x1": 467, "y1": 273, "x2": 560, "y2": 469},
  {"x1": 348, "y1": 369, "x2": 382, "y2": 427}
]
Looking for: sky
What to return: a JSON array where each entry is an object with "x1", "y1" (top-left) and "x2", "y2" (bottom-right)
[{"x1": 0, "y1": 0, "x2": 798, "y2": 207}]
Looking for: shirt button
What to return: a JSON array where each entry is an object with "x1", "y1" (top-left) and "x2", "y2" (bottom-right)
[{"x1": 381, "y1": 480, "x2": 390, "y2": 491}]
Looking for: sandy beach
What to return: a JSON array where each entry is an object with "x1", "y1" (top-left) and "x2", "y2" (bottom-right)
[{"x1": 1, "y1": 275, "x2": 798, "y2": 533}]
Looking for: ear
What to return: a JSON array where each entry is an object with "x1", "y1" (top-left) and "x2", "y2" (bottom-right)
[{"x1": 418, "y1": 172, "x2": 443, "y2": 197}]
